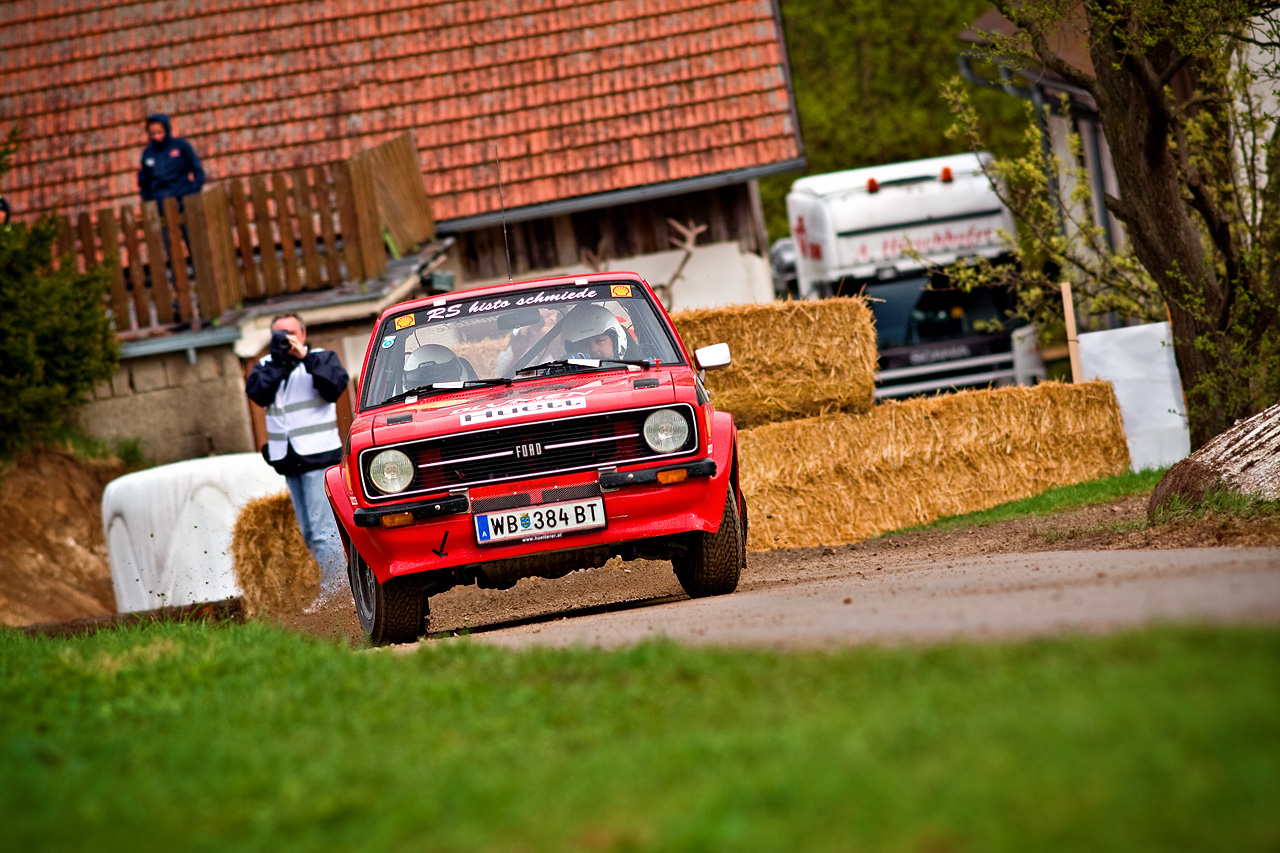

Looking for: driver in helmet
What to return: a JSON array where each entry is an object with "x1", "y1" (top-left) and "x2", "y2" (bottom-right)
[
  {"x1": 562, "y1": 303, "x2": 627, "y2": 360},
  {"x1": 404, "y1": 344, "x2": 465, "y2": 388}
]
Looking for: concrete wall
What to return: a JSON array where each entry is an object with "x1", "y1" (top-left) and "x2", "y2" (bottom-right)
[{"x1": 77, "y1": 345, "x2": 255, "y2": 465}]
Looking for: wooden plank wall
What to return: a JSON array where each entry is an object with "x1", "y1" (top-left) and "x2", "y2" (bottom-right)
[
  {"x1": 57, "y1": 199, "x2": 202, "y2": 336},
  {"x1": 352, "y1": 132, "x2": 435, "y2": 258}
]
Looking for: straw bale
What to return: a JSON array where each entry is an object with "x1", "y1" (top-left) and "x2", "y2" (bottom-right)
[
  {"x1": 230, "y1": 492, "x2": 320, "y2": 616},
  {"x1": 739, "y1": 381, "x2": 1130, "y2": 551},
  {"x1": 670, "y1": 298, "x2": 877, "y2": 428}
]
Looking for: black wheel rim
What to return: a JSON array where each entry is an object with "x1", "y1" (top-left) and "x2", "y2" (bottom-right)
[{"x1": 351, "y1": 550, "x2": 377, "y2": 626}]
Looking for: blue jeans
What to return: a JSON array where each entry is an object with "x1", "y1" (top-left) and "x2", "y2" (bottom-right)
[{"x1": 286, "y1": 468, "x2": 346, "y2": 597}]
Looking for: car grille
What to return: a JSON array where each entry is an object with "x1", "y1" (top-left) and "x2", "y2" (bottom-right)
[{"x1": 360, "y1": 405, "x2": 698, "y2": 501}]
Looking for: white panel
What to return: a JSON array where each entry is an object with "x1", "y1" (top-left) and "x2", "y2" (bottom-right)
[{"x1": 1078, "y1": 322, "x2": 1191, "y2": 472}]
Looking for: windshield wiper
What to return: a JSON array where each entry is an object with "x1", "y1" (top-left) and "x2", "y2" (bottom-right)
[
  {"x1": 379, "y1": 378, "x2": 512, "y2": 407},
  {"x1": 514, "y1": 358, "x2": 655, "y2": 376}
]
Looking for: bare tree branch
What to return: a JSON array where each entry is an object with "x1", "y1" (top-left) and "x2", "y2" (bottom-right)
[
  {"x1": 1224, "y1": 33, "x2": 1280, "y2": 49},
  {"x1": 1103, "y1": 192, "x2": 1134, "y2": 224},
  {"x1": 1159, "y1": 54, "x2": 1191, "y2": 87},
  {"x1": 1122, "y1": 45, "x2": 1180, "y2": 122},
  {"x1": 1180, "y1": 94, "x2": 1231, "y2": 111},
  {"x1": 1185, "y1": 173, "x2": 1242, "y2": 327}
]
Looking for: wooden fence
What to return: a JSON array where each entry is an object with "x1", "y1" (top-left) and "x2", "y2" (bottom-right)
[{"x1": 53, "y1": 133, "x2": 434, "y2": 338}]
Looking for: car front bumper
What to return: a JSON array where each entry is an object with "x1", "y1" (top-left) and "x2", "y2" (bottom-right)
[{"x1": 326, "y1": 450, "x2": 733, "y2": 586}]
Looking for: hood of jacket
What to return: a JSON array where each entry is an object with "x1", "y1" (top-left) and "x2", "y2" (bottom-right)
[{"x1": 145, "y1": 113, "x2": 172, "y2": 149}]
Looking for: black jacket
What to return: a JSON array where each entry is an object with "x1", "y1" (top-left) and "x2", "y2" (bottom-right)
[
  {"x1": 246, "y1": 347, "x2": 350, "y2": 477},
  {"x1": 137, "y1": 114, "x2": 206, "y2": 203}
]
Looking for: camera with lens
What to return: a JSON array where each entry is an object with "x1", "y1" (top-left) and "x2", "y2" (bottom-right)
[{"x1": 269, "y1": 328, "x2": 295, "y2": 360}]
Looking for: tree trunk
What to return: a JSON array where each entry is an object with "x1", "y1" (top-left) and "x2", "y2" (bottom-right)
[
  {"x1": 1083, "y1": 7, "x2": 1263, "y2": 447},
  {"x1": 1164, "y1": 301, "x2": 1243, "y2": 446}
]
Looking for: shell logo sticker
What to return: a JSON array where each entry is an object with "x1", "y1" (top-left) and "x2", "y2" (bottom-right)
[
  {"x1": 394, "y1": 314, "x2": 416, "y2": 330},
  {"x1": 610, "y1": 284, "x2": 633, "y2": 298}
]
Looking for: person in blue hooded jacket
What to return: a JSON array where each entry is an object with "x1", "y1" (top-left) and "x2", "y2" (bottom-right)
[{"x1": 137, "y1": 114, "x2": 205, "y2": 204}]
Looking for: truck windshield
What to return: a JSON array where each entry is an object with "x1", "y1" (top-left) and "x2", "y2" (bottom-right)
[
  {"x1": 360, "y1": 282, "x2": 684, "y2": 410},
  {"x1": 862, "y1": 275, "x2": 1016, "y2": 349}
]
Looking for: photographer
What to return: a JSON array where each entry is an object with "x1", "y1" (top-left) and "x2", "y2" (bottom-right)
[{"x1": 246, "y1": 312, "x2": 349, "y2": 609}]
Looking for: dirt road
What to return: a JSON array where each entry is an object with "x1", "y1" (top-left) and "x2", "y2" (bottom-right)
[
  {"x1": 458, "y1": 547, "x2": 1280, "y2": 649},
  {"x1": 385, "y1": 495, "x2": 1280, "y2": 649}
]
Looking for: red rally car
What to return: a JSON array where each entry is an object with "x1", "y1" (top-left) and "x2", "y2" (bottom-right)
[{"x1": 325, "y1": 271, "x2": 747, "y2": 644}]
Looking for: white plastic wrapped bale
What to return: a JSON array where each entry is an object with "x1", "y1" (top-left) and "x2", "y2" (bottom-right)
[
  {"x1": 1078, "y1": 321, "x2": 1192, "y2": 471},
  {"x1": 102, "y1": 453, "x2": 288, "y2": 613}
]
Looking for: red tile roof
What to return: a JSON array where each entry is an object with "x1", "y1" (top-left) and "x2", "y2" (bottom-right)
[{"x1": 0, "y1": 0, "x2": 801, "y2": 221}]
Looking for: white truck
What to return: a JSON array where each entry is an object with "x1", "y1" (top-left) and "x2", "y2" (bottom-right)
[{"x1": 786, "y1": 152, "x2": 1042, "y2": 398}]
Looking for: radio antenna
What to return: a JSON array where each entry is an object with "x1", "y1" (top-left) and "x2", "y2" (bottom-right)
[{"x1": 492, "y1": 143, "x2": 513, "y2": 283}]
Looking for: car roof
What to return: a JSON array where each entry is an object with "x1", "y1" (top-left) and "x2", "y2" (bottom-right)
[{"x1": 376, "y1": 270, "x2": 649, "y2": 324}]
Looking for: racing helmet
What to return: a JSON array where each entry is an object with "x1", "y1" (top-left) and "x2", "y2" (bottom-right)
[
  {"x1": 404, "y1": 344, "x2": 464, "y2": 387},
  {"x1": 562, "y1": 304, "x2": 626, "y2": 359}
]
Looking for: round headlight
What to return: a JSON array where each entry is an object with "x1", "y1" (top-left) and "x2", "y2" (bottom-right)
[
  {"x1": 369, "y1": 449, "x2": 414, "y2": 494},
  {"x1": 643, "y1": 409, "x2": 689, "y2": 453}
]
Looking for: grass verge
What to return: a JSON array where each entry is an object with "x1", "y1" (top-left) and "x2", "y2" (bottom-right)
[
  {"x1": 890, "y1": 468, "x2": 1167, "y2": 536},
  {"x1": 1038, "y1": 486, "x2": 1280, "y2": 545},
  {"x1": 1154, "y1": 488, "x2": 1280, "y2": 524},
  {"x1": 2, "y1": 622, "x2": 1277, "y2": 852}
]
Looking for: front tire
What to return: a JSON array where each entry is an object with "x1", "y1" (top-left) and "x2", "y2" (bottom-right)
[
  {"x1": 349, "y1": 547, "x2": 427, "y2": 645},
  {"x1": 673, "y1": 483, "x2": 745, "y2": 598}
]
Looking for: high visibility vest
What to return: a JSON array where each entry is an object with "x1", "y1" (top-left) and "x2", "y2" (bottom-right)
[{"x1": 263, "y1": 349, "x2": 341, "y2": 461}]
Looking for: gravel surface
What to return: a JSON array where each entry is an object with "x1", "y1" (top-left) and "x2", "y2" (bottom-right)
[
  {"x1": 291, "y1": 496, "x2": 1280, "y2": 648},
  {"x1": 466, "y1": 547, "x2": 1280, "y2": 649}
]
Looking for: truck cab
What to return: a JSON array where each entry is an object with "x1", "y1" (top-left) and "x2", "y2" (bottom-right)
[{"x1": 786, "y1": 152, "x2": 1042, "y2": 397}]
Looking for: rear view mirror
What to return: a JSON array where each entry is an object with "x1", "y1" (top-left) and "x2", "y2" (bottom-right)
[
  {"x1": 498, "y1": 307, "x2": 544, "y2": 331},
  {"x1": 694, "y1": 342, "x2": 731, "y2": 371}
]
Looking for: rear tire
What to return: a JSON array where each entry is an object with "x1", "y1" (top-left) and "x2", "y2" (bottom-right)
[
  {"x1": 349, "y1": 547, "x2": 427, "y2": 645},
  {"x1": 673, "y1": 483, "x2": 745, "y2": 598}
]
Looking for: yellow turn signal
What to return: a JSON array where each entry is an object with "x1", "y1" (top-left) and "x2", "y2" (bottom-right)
[
  {"x1": 656, "y1": 469, "x2": 688, "y2": 485},
  {"x1": 380, "y1": 511, "x2": 415, "y2": 529}
]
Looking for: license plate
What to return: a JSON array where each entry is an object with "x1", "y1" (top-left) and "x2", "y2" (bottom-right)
[{"x1": 474, "y1": 497, "x2": 606, "y2": 545}]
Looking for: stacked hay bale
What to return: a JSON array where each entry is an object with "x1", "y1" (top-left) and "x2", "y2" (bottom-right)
[
  {"x1": 738, "y1": 381, "x2": 1130, "y2": 550},
  {"x1": 230, "y1": 492, "x2": 320, "y2": 616},
  {"x1": 670, "y1": 298, "x2": 877, "y2": 428}
]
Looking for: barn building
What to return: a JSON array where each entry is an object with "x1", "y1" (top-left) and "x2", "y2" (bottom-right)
[{"x1": 2, "y1": 0, "x2": 804, "y2": 281}]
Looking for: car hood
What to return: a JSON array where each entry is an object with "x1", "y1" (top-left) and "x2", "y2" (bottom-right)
[{"x1": 364, "y1": 369, "x2": 679, "y2": 446}]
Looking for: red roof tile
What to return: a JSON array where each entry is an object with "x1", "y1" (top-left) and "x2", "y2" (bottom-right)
[{"x1": 1, "y1": 0, "x2": 799, "y2": 220}]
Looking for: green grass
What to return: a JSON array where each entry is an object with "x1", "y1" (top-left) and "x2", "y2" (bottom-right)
[
  {"x1": 1153, "y1": 488, "x2": 1280, "y2": 524},
  {"x1": 1038, "y1": 485, "x2": 1280, "y2": 544},
  {"x1": 889, "y1": 468, "x2": 1167, "y2": 536},
  {"x1": 0, "y1": 423, "x2": 150, "y2": 470},
  {"x1": 2, "y1": 622, "x2": 1278, "y2": 852}
]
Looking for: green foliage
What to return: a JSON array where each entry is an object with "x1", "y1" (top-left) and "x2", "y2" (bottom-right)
[
  {"x1": 0, "y1": 131, "x2": 118, "y2": 458},
  {"x1": 956, "y1": 1, "x2": 1280, "y2": 448},
  {"x1": 940, "y1": 84, "x2": 1167, "y2": 344},
  {"x1": 758, "y1": 0, "x2": 1028, "y2": 240},
  {"x1": 2, "y1": 622, "x2": 1278, "y2": 851}
]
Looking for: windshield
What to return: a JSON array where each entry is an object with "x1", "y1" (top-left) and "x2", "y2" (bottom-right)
[
  {"x1": 863, "y1": 275, "x2": 1018, "y2": 349},
  {"x1": 360, "y1": 281, "x2": 684, "y2": 410}
]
